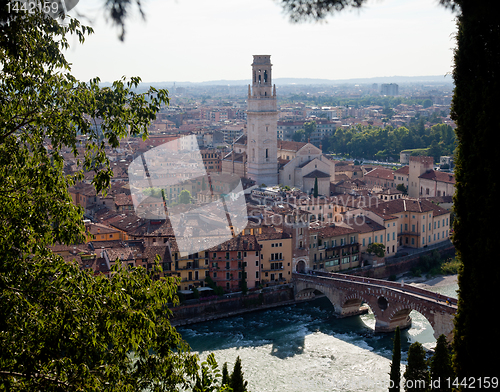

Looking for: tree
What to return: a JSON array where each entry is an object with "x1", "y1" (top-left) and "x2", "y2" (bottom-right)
[
  {"x1": 179, "y1": 189, "x2": 192, "y2": 204},
  {"x1": 292, "y1": 129, "x2": 305, "y2": 142},
  {"x1": 450, "y1": 1, "x2": 500, "y2": 385},
  {"x1": 429, "y1": 335, "x2": 453, "y2": 392},
  {"x1": 313, "y1": 176, "x2": 319, "y2": 197},
  {"x1": 396, "y1": 183, "x2": 408, "y2": 195},
  {"x1": 389, "y1": 327, "x2": 401, "y2": 392},
  {"x1": 403, "y1": 342, "x2": 429, "y2": 392},
  {"x1": 303, "y1": 120, "x2": 316, "y2": 142},
  {"x1": 229, "y1": 356, "x2": 248, "y2": 392},
  {"x1": 367, "y1": 243, "x2": 385, "y2": 258},
  {"x1": 422, "y1": 99, "x2": 433, "y2": 109},
  {"x1": 221, "y1": 362, "x2": 230, "y2": 386},
  {"x1": 0, "y1": 10, "x2": 224, "y2": 391}
]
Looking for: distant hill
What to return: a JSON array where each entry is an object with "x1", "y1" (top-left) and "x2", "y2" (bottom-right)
[{"x1": 138, "y1": 75, "x2": 454, "y2": 88}]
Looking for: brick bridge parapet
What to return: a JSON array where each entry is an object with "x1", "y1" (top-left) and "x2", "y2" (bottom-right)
[{"x1": 293, "y1": 271, "x2": 457, "y2": 341}]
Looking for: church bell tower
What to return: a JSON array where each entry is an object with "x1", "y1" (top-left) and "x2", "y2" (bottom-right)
[{"x1": 246, "y1": 55, "x2": 278, "y2": 186}]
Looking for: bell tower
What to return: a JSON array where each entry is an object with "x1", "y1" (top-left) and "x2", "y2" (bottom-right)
[{"x1": 246, "y1": 55, "x2": 278, "y2": 186}]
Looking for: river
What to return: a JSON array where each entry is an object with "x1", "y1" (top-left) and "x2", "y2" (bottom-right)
[{"x1": 178, "y1": 275, "x2": 458, "y2": 392}]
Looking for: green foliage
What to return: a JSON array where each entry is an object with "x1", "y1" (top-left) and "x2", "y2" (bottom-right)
[
  {"x1": 450, "y1": 4, "x2": 500, "y2": 383},
  {"x1": 429, "y1": 335, "x2": 453, "y2": 392},
  {"x1": 142, "y1": 187, "x2": 165, "y2": 198},
  {"x1": 205, "y1": 276, "x2": 224, "y2": 296},
  {"x1": 303, "y1": 120, "x2": 316, "y2": 142},
  {"x1": 323, "y1": 122, "x2": 455, "y2": 161},
  {"x1": 229, "y1": 356, "x2": 248, "y2": 392},
  {"x1": 193, "y1": 354, "x2": 231, "y2": 392},
  {"x1": 292, "y1": 129, "x2": 305, "y2": 142},
  {"x1": 221, "y1": 362, "x2": 230, "y2": 386},
  {"x1": 439, "y1": 258, "x2": 461, "y2": 275},
  {"x1": 0, "y1": 10, "x2": 226, "y2": 391},
  {"x1": 367, "y1": 242, "x2": 385, "y2": 258},
  {"x1": 396, "y1": 183, "x2": 408, "y2": 195},
  {"x1": 313, "y1": 176, "x2": 319, "y2": 198},
  {"x1": 403, "y1": 342, "x2": 429, "y2": 392},
  {"x1": 389, "y1": 327, "x2": 401, "y2": 392},
  {"x1": 179, "y1": 189, "x2": 192, "y2": 204},
  {"x1": 413, "y1": 252, "x2": 459, "y2": 277}
]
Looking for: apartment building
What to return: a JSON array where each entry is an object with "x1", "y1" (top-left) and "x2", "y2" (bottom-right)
[
  {"x1": 309, "y1": 224, "x2": 361, "y2": 272},
  {"x1": 207, "y1": 235, "x2": 260, "y2": 292},
  {"x1": 365, "y1": 198, "x2": 451, "y2": 249},
  {"x1": 256, "y1": 232, "x2": 293, "y2": 287}
]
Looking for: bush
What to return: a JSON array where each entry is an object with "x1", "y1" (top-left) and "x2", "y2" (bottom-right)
[{"x1": 440, "y1": 257, "x2": 461, "y2": 275}]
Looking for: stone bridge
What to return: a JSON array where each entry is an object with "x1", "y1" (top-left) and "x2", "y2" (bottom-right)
[{"x1": 293, "y1": 272, "x2": 457, "y2": 341}]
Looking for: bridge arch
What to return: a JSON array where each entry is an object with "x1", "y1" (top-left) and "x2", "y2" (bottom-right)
[
  {"x1": 293, "y1": 273, "x2": 456, "y2": 341},
  {"x1": 295, "y1": 280, "x2": 374, "y2": 318}
]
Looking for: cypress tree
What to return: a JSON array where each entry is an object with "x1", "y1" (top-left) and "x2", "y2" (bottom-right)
[
  {"x1": 313, "y1": 176, "x2": 319, "y2": 197},
  {"x1": 450, "y1": 1, "x2": 500, "y2": 385},
  {"x1": 403, "y1": 342, "x2": 429, "y2": 392},
  {"x1": 230, "y1": 356, "x2": 248, "y2": 392},
  {"x1": 221, "y1": 362, "x2": 230, "y2": 386},
  {"x1": 389, "y1": 327, "x2": 401, "y2": 392},
  {"x1": 429, "y1": 335, "x2": 453, "y2": 392}
]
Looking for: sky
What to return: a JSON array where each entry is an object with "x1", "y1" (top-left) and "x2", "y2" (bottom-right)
[{"x1": 64, "y1": 0, "x2": 458, "y2": 84}]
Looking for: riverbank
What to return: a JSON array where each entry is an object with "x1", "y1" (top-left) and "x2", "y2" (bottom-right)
[
  {"x1": 395, "y1": 273, "x2": 458, "y2": 289},
  {"x1": 170, "y1": 285, "x2": 304, "y2": 327},
  {"x1": 170, "y1": 296, "x2": 314, "y2": 327}
]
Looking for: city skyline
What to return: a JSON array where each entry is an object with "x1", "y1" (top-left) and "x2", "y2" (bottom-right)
[{"x1": 65, "y1": 0, "x2": 458, "y2": 84}]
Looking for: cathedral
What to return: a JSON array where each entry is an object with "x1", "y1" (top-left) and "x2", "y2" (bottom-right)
[{"x1": 222, "y1": 55, "x2": 335, "y2": 194}]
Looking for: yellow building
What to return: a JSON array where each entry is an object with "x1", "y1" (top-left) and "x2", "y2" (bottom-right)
[
  {"x1": 255, "y1": 232, "x2": 293, "y2": 286},
  {"x1": 361, "y1": 198, "x2": 452, "y2": 250},
  {"x1": 85, "y1": 222, "x2": 124, "y2": 243}
]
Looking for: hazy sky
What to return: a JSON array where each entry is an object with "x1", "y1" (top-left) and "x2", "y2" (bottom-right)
[{"x1": 64, "y1": 0, "x2": 458, "y2": 84}]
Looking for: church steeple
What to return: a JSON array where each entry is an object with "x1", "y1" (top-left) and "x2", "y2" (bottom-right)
[
  {"x1": 250, "y1": 55, "x2": 275, "y2": 98},
  {"x1": 246, "y1": 55, "x2": 278, "y2": 186}
]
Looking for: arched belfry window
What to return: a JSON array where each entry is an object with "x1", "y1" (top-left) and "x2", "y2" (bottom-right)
[{"x1": 264, "y1": 70, "x2": 268, "y2": 83}]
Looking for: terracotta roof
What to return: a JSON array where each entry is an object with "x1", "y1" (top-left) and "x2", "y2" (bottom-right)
[
  {"x1": 418, "y1": 170, "x2": 456, "y2": 184},
  {"x1": 377, "y1": 188, "x2": 403, "y2": 195},
  {"x1": 207, "y1": 234, "x2": 260, "y2": 252},
  {"x1": 115, "y1": 193, "x2": 134, "y2": 206},
  {"x1": 302, "y1": 169, "x2": 330, "y2": 179},
  {"x1": 256, "y1": 232, "x2": 291, "y2": 241},
  {"x1": 346, "y1": 218, "x2": 385, "y2": 234},
  {"x1": 367, "y1": 198, "x2": 450, "y2": 217},
  {"x1": 394, "y1": 166, "x2": 409, "y2": 175},
  {"x1": 364, "y1": 167, "x2": 394, "y2": 180},
  {"x1": 108, "y1": 214, "x2": 147, "y2": 232},
  {"x1": 277, "y1": 140, "x2": 307, "y2": 152},
  {"x1": 86, "y1": 222, "x2": 120, "y2": 235},
  {"x1": 310, "y1": 224, "x2": 359, "y2": 238}
]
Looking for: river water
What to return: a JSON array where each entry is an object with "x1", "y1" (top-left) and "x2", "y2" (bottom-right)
[{"x1": 178, "y1": 277, "x2": 458, "y2": 392}]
